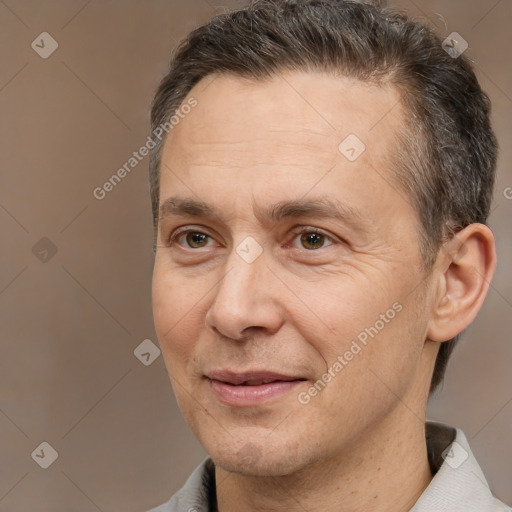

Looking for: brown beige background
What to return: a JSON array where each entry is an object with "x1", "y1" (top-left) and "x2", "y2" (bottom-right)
[{"x1": 1, "y1": 0, "x2": 510, "y2": 510}]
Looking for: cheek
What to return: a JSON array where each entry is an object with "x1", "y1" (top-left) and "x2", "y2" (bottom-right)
[
  {"x1": 302, "y1": 272, "x2": 422, "y2": 389},
  {"x1": 338, "y1": 286, "x2": 429, "y2": 402},
  {"x1": 152, "y1": 262, "x2": 206, "y2": 368},
  {"x1": 298, "y1": 277, "x2": 387, "y2": 363},
  {"x1": 302, "y1": 302, "x2": 424, "y2": 440}
]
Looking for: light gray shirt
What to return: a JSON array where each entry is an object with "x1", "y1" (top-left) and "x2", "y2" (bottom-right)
[{"x1": 148, "y1": 421, "x2": 511, "y2": 512}]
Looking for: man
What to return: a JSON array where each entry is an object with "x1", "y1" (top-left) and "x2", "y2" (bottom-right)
[{"x1": 147, "y1": 0, "x2": 510, "y2": 510}]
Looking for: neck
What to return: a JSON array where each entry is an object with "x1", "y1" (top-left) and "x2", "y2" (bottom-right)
[{"x1": 215, "y1": 411, "x2": 433, "y2": 512}]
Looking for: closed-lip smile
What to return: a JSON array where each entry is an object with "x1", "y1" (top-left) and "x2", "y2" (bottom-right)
[{"x1": 205, "y1": 370, "x2": 307, "y2": 406}]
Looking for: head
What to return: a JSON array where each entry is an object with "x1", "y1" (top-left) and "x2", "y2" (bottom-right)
[{"x1": 150, "y1": 0, "x2": 497, "y2": 475}]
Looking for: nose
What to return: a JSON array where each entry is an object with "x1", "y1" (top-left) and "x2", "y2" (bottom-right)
[{"x1": 204, "y1": 244, "x2": 284, "y2": 341}]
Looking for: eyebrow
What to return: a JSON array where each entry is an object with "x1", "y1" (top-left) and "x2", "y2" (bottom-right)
[{"x1": 158, "y1": 195, "x2": 369, "y2": 232}]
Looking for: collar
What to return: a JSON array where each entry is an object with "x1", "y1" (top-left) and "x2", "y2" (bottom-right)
[
  {"x1": 411, "y1": 421, "x2": 510, "y2": 511},
  {"x1": 148, "y1": 421, "x2": 510, "y2": 512}
]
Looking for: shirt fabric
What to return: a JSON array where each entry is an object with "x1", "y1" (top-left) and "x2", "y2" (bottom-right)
[{"x1": 147, "y1": 421, "x2": 511, "y2": 512}]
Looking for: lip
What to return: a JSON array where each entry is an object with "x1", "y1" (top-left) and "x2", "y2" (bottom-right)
[{"x1": 206, "y1": 370, "x2": 306, "y2": 407}]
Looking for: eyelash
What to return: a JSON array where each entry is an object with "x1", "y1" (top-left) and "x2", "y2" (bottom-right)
[{"x1": 167, "y1": 226, "x2": 337, "y2": 251}]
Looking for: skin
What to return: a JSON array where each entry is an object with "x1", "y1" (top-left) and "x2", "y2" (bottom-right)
[{"x1": 151, "y1": 71, "x2": 497, "y2": 512}]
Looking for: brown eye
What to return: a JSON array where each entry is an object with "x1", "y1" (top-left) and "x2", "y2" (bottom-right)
[
  {"x1": 184, "y1": 232, "x2": 210, "y2": 248},
  {"x1": 168, "y1": 228, "x2": 215, "y2": 249},
  {"x1": 300, "y1": 232, "x2": 326, "y2": 250},
  {"x1": 291, "y1": 229, "x2": 334, "y2": 250}
]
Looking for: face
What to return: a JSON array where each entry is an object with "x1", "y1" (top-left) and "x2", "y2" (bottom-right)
[{"x1": 152, "y1": 71, "x2": 436, "y2": 477}]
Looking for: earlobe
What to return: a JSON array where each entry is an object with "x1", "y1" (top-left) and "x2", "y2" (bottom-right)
[{"x1": 427, "y1": 224, "x2": 497, "y2": 343}]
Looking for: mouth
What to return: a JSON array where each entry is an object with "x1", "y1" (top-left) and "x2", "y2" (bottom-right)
[
  {"x1": 206, "y1": 370, "x2": 307, "y2": 385},
  {"x1": 205, "y1": 370, "x2": 307, "y2": 406}
]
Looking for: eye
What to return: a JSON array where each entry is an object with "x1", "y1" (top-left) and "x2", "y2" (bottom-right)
[
  {"x1": 290, "y1": 228, "x2": 335, "y2": 250},
  {"x1": 167, "y1": 227, "x2": 337, "y2": 251},
  {"x1": 169, "y1": 229, "x2": 216, "y2": 249}
]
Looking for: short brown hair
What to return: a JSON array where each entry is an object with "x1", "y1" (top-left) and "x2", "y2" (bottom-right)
[{"x1": 149, "y1": 0, "x2": 498, "y2": 394}]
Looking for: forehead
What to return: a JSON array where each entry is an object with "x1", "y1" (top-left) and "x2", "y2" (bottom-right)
[
  {"x1": 159, "y1": 71, "x2": 408, "y2": 225},
  {"x1": 162, "y1": 70, "x2": 404, "y2": 174}
]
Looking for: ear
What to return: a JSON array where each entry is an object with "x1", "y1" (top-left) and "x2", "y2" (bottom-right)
[{"x1": 427, "y1": 223, "x2": 497, "y2": 343}]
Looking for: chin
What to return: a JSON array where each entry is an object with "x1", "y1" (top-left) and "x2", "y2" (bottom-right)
[
  {"x1": 204, "y1": 435, "x2": 315, "y2": 477},
  {"x1": 213, "y1": 451, "x2": 298, "y2": 477}
]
